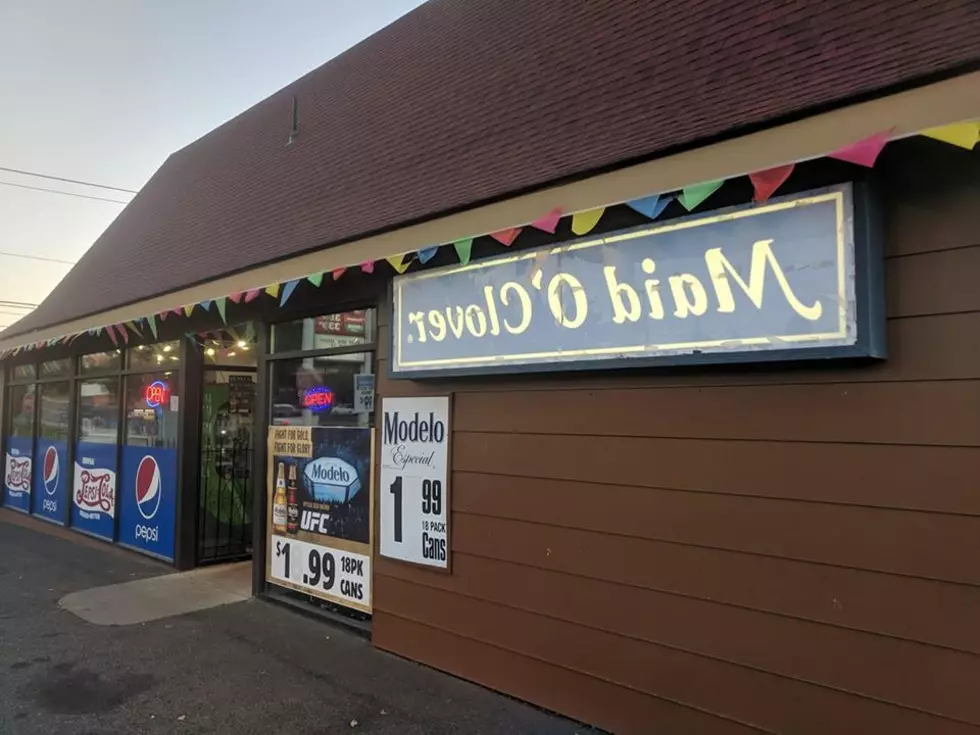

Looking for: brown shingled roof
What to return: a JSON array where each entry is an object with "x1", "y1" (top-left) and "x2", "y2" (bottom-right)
[{"x1": 8, "y1": 0, "x2": 980, "y2": 337}]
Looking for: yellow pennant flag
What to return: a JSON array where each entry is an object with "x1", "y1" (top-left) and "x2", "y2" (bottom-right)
[
  {"x1": 265, "y1": 284, "x2": 280, "y2": 298},
  {"x1": 183, "y1": 304, "x2": 194, "y2": 317},
  {"x1": 571, "y1": 207, "x2": 605, "y2": 235},
  {"x1": 386, "y1": 255, "x2": 410, "y2": 274},
  {"x1": 922, "y1": 122, "x2": 980, "y2": 150}
]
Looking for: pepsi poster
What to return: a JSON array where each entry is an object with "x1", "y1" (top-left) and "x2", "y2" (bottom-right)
[
  {"x1": 266, "y1": 425, "x2": 373, "y2": 612},
  {"x1": 32, "y1": 439, "x2": 67, "y2": 523},
  {"x1": 118, "y1": 446, "x2": 177, "y2": 561},
  {"x1": 4, "y1": 436, "x2": 33, "y2": 513},
  {"x1": 71, "y1": 442, "x2": 117, "y2": 540}
]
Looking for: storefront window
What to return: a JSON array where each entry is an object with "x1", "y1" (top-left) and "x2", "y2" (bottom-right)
[
  {"x1": 124, "y1": 373, "x2": 179, "y2": 448},
  {"x1": 39, "y1": 359, "x2": 71, "y2": 378},
  {"x1": 203, "y1": 329, "x2": 257, "y2": 367},
  {"x1": 270, "y1": 353, "x2": 372, "y2": 427},
  {"x1": 80, "y1": 350, "x2": 122, "y2": 375},
  {"x1": 77, "y1": 378, "x2": 120, "y2": 443},
  {"x1": 128, "y1": 342, "x2": 181, "y2": 371},
  {"x1": 12, "y1": 363, "x2": 36, "y2": 380},
  {"x1": 7, "y1": 384, "x2": 36, "y2": 437},
  {"x1": 38, "y1": 382, "x2": 70, "y2": 441},
  {"x1": 271, "y1": 309, "x2": 374, "y2": 354}
]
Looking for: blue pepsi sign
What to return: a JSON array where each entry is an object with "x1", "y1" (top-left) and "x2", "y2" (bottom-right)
[
  {"x1": 71, "y1": 442, "x2": 117, "y2": 540},
  {"x1": 4, "y1": 436, "x2": 33, "y2": 513},
  {"x1": 118, "y1": 446, "x2": 177, "y2": 561},
  {"x1": 391, "y1": 185, "x2": 884, "y2": 377},
  {"x1": 32, "y1": 439, "x2": 67, "y2": 524}
]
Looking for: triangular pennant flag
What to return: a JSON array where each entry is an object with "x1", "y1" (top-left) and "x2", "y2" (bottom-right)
[
  {"x1": 626, "y1": 195, "x2": 670, "y2": 220},
  {"x1": 386, "y1": 255, "x2": 410, "y2": 274},
  {"x1": 105, "y1": 324, "x2": 118, "y2": 345},
  {"x1": 183, "y1": 304, "x2": 195, "y2": 318},
  {"x1": 307, "y1": 273, "x2": 324, "y2": 287},
  {"x1": 158, "y1": 311, "x2": 168, "y2": 322},
  {"x1": 119, "y1": 325, "x2": 130, "y2": 344},
  {"x1": 265, "y1": 284, "x2": 280, "y2": 298},
  {"x1": 244, "y1": 289, "x2": 261, "y2": 303},
  {"x1": 147, "y1": 314, "x2": 158, "y2": 340},
  {"x1": 126, "y1": 320, "x2": 143, "y2": 337},
  {"x1": 921, "y1": 122, "x2": 980, "y2": 150},
  {"x1": 417, "y1": 247, "x2": 438, "y2": 264},
  {"x1": 332, "y1": 268, "x2": 346, "y2": 281},
  {"x1": 571, "y1": 208, "x2": 605, "y2": 235},
  {"x1": 215, "y1": 297, "x2": 227, "y2": 324},
  {"x1": 490, "y1": 227, "x2": 522, "y2": 246},
  {"x1": 280, "y1": 279, "x2": 299, "y2": 306},
  {"x1": 228, "y1": 292, "x2": 243, "y2": 304},
  {"x1": 749, "y1": 164, "x2": 795, "y2": 203},
  {"x1": 172, "y1": 308, "x2": 184, "y2": 317},
  {"x1": 453, "y1": 238, "x2": 473, "y2": 265},
  {"x1": 827, "y1": 131, "x2": 890, "y2": 167},
  {"x1": 530, "y1": 208, "x2": 563, "y2": 234},
  {"x1": 679, "y1": 179, "x2": 724, "y2": 211},
  {"x1": 200, "y1": 300, "x2": 212, "y2": 312},
  {"x1": 360, "y1": 261, "x2": 375, "y2": 274}
]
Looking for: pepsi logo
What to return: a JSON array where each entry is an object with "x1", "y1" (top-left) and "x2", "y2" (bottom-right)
[
  {"x1": 135, "y1": 455, "x2": 162, "y2": 520},
  {"x1": 42, "y1": 446, "x2": 59, "y2": 496}
]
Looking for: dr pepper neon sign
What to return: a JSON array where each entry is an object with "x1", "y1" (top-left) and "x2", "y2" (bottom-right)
[{"x1": 301, "y1": 386, "x2": 334, "y2": 412}]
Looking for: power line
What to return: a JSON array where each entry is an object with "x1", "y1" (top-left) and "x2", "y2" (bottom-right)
[
  {"x1": 0, "y1": 165, "x2": 137, "y2": 194},
  {"x1": 0, "y1": 250, "x2": 75, "y2": 265},
  {"x1": 0, "y1": 180, "x2": 130, "y2": 204}
]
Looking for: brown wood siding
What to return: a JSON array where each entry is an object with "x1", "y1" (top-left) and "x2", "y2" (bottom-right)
[{"x1": 371, "y1": 142, "x2": 980, "y2": 733}]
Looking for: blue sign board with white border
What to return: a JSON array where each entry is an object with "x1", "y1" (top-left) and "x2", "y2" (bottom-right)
[
  {"x1": 117, "y1": 445, "x2": 177, "y2": 561},
  {"x1": 390, "y1": 184, "x2": 884, "y2": 378},
  {"x1": 71, "y1": 442, "x2": 117, "y2": 540},
  {"x1": 4, "y1": 436, "x2": 33, "y2": 512},
  {"x1": 32, "y1": 438, "x2": 67, "y2": 524}
]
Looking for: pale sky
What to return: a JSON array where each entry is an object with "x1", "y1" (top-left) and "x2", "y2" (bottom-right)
[{"x1": 0, "y1": 0, "x2": 426, "y2": 330}]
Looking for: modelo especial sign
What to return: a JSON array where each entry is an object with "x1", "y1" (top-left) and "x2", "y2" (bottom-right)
[{"x1": 390, "y1": 185, "x2": 884, "y2": 377}]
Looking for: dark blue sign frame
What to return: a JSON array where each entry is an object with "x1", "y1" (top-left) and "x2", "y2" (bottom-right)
[{"x1": 390, "y1": 184, "x2": 884, "y2": 378}]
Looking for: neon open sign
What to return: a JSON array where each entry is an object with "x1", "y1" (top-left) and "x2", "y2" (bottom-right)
[
  {"x1": 301, "y1": 386, "x2": 334, "y2": 412},
  {"x1": 144, "y1": 381, "x2": 170, "y2": 408}
]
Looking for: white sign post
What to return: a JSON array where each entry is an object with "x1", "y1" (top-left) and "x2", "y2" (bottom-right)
[{"x1": 379, "y1": 396, "x2": 451, "y2": 569}]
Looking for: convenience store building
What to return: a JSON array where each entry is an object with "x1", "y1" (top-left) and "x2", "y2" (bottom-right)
[{"x1": 1, "y1": 3, "x2": 979, "y2": 732}]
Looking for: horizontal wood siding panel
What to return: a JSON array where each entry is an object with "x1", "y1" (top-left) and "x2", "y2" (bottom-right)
[
  {"x1": 376, "y1": 571, "x2": 977, "y2": 735},
  {"x1": 372, "y1": 613, "x2": 764, "y2": 735},
  {"x1": 378, "y1": 311, "x2": 980, "y2": 387},
  {"x1": 413, "y1": 517, "x2": 980, "y2": 724},
  {"x1": 452, "y1": 382, "x2": 980, "y2": 445},
  {"x1": 452, "y1": 471, "x2": 980, "y2": 585},
  {"x1": 453, "y1": 432, "x2": 980, "y2": 515},
  {"x1": 887, "y1": 245, "x2": 980, "y2": 317}
]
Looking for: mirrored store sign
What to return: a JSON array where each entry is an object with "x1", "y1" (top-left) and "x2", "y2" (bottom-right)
[{"x1": 391, "y1": 185, "x2": 884, "y2": 377}]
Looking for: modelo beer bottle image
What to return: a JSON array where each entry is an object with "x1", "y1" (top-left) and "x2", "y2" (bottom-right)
[
  {"x1": 286, "y1": 464, "x2": 300, "y2": 535},
  {"x1": 272, "y1": 462, "x2": 288, "y2": 534}
]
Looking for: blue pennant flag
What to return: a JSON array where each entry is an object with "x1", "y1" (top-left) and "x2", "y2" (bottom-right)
[
  {"x1": 280, "y1": 279, "x2": 299, "y2": 306},
  {"x1": 626, "y1": 195, "x2": 671, "y2": 220},
  {"x1": 417, "y1": 246, "x2": 439, "y2": 264}
]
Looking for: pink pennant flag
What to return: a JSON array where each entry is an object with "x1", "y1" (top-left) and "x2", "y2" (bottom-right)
[
  {"x1": 360, "y1": 261, "x2": 375, "y2": 274},
  {"x1": 243, "y1": 289, "x2": 261, "y2": 303},
  {"x1": 332, "y1": 267, "x2": 347, "y2": 281},
  {"x1": 750, "y1": 164, "x2": 795, "y2": 203},
  {"x1": 827, "y1": 131, "x2": 891, "y2": 168},
  {"x1": 530, "y1": 208, "x2": 563, "y2": 234},
  {"x1": 105, "y1": 324, "x2": 118, "y2": 345},
  {"x1": 490, "y1": 227, "x2": 522, "y2": 247},
  {"x1": 119, "y1": 324, "x2": 130, "y2": 344},
  {"x1": 159, "y1": 311, "x2": 168, "y2": 321},
  {"x1": 228, "y1": 292, "x2": 243, "y2": 304}
]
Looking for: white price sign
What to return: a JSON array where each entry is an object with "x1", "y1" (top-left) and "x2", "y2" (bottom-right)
[
  {"x1": 379, "y1": 396, "x2": 451, "y2": 569},
  {"x1": 270, "y1": 535, "x2": 371, "y2": 610}
]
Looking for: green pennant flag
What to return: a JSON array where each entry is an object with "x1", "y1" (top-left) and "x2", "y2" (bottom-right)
[
  {"x1": 307, "y1": 272, "x2": 324, "y2": 287},
  {"x1": 679, "y1": 179, "x2": 724, "y2": 211},
  {"x1": 147, "y1": 314, "x2": 158, "y2": 340},
  {"x1": 453, "y1": 238, "x2": 473, "y2": 265},
  {"x1": 216, "y1": 297, "x2": 228, "y2": 324}
]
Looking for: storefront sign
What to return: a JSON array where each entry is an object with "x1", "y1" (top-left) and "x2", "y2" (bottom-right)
[
  {"x1": 4, "y1": 437, "x2": 33, "y2": 513},
  {"x1": 144, "y1": 380, "x2": 170, "y2": 408},
  {"x1": 71, "y1": 442, "x2": 117, "y2": 540},
  {"x1": 379, "y1": 396, "x2": 451, "y2": 569},
  {"x1": 391, "y1": 185, "x2": 883, "y2": 377},
  {"x1": 32, "y1": 439, "x2": 67, "y2": 523},
  {"x1": 266, "y1": 425, "x2": 373, "y2": 612},
  {"x1": 117, "y1": 446, "x2": 177, "y2": 561},
  {"x1": 354, "y1": 374, "x2": 375, "y2": 413}
]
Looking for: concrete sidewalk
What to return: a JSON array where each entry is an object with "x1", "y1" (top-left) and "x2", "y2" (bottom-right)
[{"x1": 0, "y1": 511, "x2": 593, "y2": 734}]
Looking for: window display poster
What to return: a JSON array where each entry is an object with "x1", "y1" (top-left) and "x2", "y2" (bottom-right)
[
  {"x1": 266, "y1": 425, "x2": 373, "y2": 612},
  {"x1": 4, "y1": 436, "x2": 33, "y2": 512},
  {"x1": 71, "y1": 442, "x2": 117, "y2": 540},
  {"x1": 32, "y1": 438, "x2": 67, "y2": 523},
  {"x1": 379, "y1": 396, "x2": 451, "y2": 569},
  {"x1": 118, "y1": 446, "x2": 178, "y2": 561}
]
